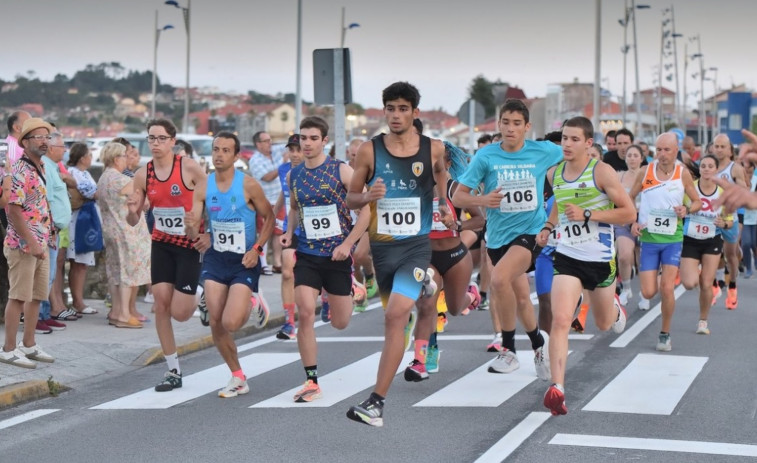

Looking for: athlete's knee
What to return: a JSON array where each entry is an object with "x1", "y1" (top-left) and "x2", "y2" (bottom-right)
[
  {"x1": 681, "y1": 276, "x2": 699, "y2": 290},
  {"x1": 281, "y1": 266, "x2": 294, "y2": 283},
  {"x1": 660, "y1": 277, "x2": 676, "y2": 295},
  {"x1": 640, "y1": 285, "x2": 657, "y2": 299}
]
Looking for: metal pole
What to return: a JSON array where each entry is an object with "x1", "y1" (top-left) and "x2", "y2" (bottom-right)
[
  {"x1": 152, "y1": 10, "x2": 158, "y2": 119},
  {"x1": 671, "y1": 5, "x2": 681, "y2": 127},
  {"x1": 468, "y1": 99, "x2": 476, "y2": 153},
  {"x1": 295, "y1": 0, "x2": 302, "y2": 130},
  {"x1": 340, "y1": 6, "x2": 345, "y2": 49},
  {"x1": 683, "y1": 42, "x2": 688, "y2": 135},
  {"x1": 697, "y1": 36, "x2": 705, "y2": 146},
  {"x1": 622, "y1": 0, "x2": 628, "y2": 126},
  {"x1": 333, "y1": 49, "x2": 346, "y2": 160},
  {"x1": 593, "y1": 0, "x2": 601, "y2": 137},
  {"x1": 632, "y1": 0, "x2": 642, "y2": 137},
  {"x1": 183, "y1": 0, "x2": 191, "y2": 133},
  {"x1": 657, "y1": 20, "x2": 663, "y2": 136}
]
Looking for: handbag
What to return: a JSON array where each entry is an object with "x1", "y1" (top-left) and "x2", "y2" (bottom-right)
[{"x1": 75, "y1": 201, "x2": 104, "y2": 253}]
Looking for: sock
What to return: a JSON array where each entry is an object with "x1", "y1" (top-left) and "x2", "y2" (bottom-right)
[
  {"x1": 305, "y1": 365, "x2": 318, "y2": 384},
  {"x1": 526, "y1": 327, "x2": 544, "y2": 350},
  {"x1": 480, "y1": 291, "x2": 487, "y2": 302},
  {"x1": 729, "y1": 281, "x2": 736, "y2": 289},
  {"x1": 231, "y1": 369, "x2": 245, "y2": 380},
  {"x1": 716, "y1": 268, "x2": 725, "y2": 281},
  {"x1": 195, "y1": 284, "x2": 204, "y2": 305},
  {"x1": 712, "y1": 278, "x2": 718, "y2": 287},
  {"x1": 501, "y1": 329, "x2": 516, "y2": 353},
  {"x1": 260, "y1": 244, "x2": 268, "y2": 268},
  {"x1": 660, "y1": 331, "x2": 669, "y2": 335},
  {"x1": 284, "y1": 303, "x2": 296, "y2": 325},
  {"x1": 414, "y1": 340, "x2": 428, "y2": 364},
  {"x1": 165, "y1": 352, "x2": 180, "y2": 375},
  {"x1": 369, "y1": 391, "x2": 385, "y2": 406},
  {"x1": 429, "y1": 331, "x2": 438, "y2": 348}
]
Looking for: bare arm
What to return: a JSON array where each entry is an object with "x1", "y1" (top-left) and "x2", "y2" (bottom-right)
[
  {"x1": 628, "y1": 168, "x2": 646, "y2": 201},
  {"x1": 587, "y1": 162, "x2": 637, "y2": 225},
  {"x1": 680, "y1": 168, "x2": 702, "y2": 215},
  {"x1": 243, "y1": 177, "x2": 275, "y2": 268},
  {"x1": 184, "y1": 174, "x2": 206, "y2": 240},
  {"x1": 346, "y1": 142, "x2": 378, "y2": 210},
  {"x1": 126, "y1": 167, "x2": 147, "y2": 226}
]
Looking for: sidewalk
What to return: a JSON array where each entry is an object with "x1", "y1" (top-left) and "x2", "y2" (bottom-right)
[{"x1": 0, "y1": 273, "x2": 286, "y2": 408}]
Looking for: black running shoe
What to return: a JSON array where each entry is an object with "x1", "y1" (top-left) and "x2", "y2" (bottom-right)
[
  {"x1": 347, "y1": 396, "x2": 384, "y2": 427},
  {"x1": 155, "y1": 369, "x2": 182, "y2": 392}
]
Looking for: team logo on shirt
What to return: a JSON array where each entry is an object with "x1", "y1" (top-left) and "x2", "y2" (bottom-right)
[
  {"x1": 409, "y1": 180, "x2": 417, "y2": 190},
  {"x1": 170, "y1": 184, "x2": 181, "y2": 196},
  {"x1": 413, "y1": 267, "x2": 425, "y2": 282},
  {"x1": 412, "y1": 162, "x2": 423, "y2": 177}
]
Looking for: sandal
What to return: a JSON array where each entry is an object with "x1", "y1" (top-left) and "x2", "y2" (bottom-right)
[
  {"x1": 51, "y1": 308, "x2": 78, "y2": 321},
  {"x1": 76, "y1": 306, "x2": 98, "y2": 315},
  {"x1": 114, "y1": 317, "x2": 143, "y2": 329}
]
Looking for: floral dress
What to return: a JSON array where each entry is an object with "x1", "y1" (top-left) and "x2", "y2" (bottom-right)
[
  {"x1": 67, "y1": 165, "x2": 98, "y2": 265},
  {"x1": 96, "y1": 167, "x2": 151, "y2": 286}
]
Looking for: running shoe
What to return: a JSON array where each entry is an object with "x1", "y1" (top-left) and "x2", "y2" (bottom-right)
[
  {"x1": 656, "y1": 333, "x2": 672, "y2": 352},
  {"x1": 218, "y1": 376, "x2": 250, "y2": 398},
  {"x1": 198, "y1": 289, "x2": 209, "y2": 327},
  {"x1": 543, "y1": 383, "x2": 568, "y2": 416},
  {"x1": 365, "y1": 275, "x2": 378, "y2": 299},
  {"x1": 478, "y1": 298, "x2": 490, "y2": 311},
  {"x1": 347, "y1": 396, "x2": 384, "y2": 427},
  {"x1": 726, "y1": 287, "x2": 738, "y2": 310},
  {"x1": 570, "y1": 294, "x2": 587, "y2": 333},
  {"x1": 534, "y1": 345, "x2": 550, "y2": 381},
  {"x1": 638, "y1": 297, "x2": 651, "y2": 311},
  {"x1": 44, "y1": 319, "x2": 66, "y2": 331},
  {"x1": 320, "y1": 294, "x2": 330, "y2": 322},
  {"x1": 421, "y1": 268, "x2": 437, "y2": 298},
  {"x1": 155, "y1": 369, "x2": 182, "y2": 392},
  {"x1": 611, "y1": 294, "x2": 627, "y2": 334},
  {"x1": 467, "y1": 283, "x2": 481, "y2": 311},
  {"x1": 711, "y1": 284, "x2": 722, "y2": 306},
  {"x1": 436, "y1": 312, "x2": 448, "y2": 333},
  {"x1": 696, "y1": 320, "x2": 710, "y2": 335},
  {"x1": 352, "y1": 278, "x2": 368, "y2": 313},
  {"x1": 486, "y1": 333, "x2": 503, "y2": 352},
  {"x1": 276, "y1": 322, "x2": 296, "y2": 340},
  {"x1": 487, "y1": 350, "x2": 519, "y2": 374},
  {"x1": 426, "y1": 345, "x2": 440, "y2": 374},
  {"x1": 143, "y1": 292, "x2": 155, "y2": 303},
  {"x1": 403, "y1": 311, "x2": 417, "y2": 351},
  {"x1": 619, "y1": 288, "x2": 632, "y2": 306},
  {"x1": 403, "y1": 359, "x2": 429, "y2": 382},
  {"x1": 251, "y1": 293, "x2": 269, "y2": 329},
  {"x1": 293, "y1": 379, "x2": 322, "y2": 403}
]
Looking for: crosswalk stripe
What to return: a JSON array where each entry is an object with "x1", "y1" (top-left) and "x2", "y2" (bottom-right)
[
  {"x1": 549, "y1": 433, "x2": 757, "y2": 457},
  {"x1": 90, "y1": 353, "x2": 300, "y2": 410},
  {"x1": 474, "y1": 412, "x2": 551, "y2": 463},
  {"x1": 610, "y1": 285, "x2": 686, "y2": 348},
  {"x1": 414, "y1": 351, "x2": 542, "y2": 407},
  {"x1": 316, "y1": 334, "x2": 593, "y2": 343},
  {"x1": 0, "y1": 409, "x2": 59, "y2": 431},
  {"x1": 582, "y1": 353, "x2": 707, "y2": 415},
  {"x1": 251, "y1": 351, "x2": 414, "y2": 408}
]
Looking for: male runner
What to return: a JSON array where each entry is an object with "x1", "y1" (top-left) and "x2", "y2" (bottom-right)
[
  {"x1": 127, "y1": 118, "x2": 206, "y2": 391},
  {"x1": 345, "y1": 82, "x2": 451, "y2": 427}
]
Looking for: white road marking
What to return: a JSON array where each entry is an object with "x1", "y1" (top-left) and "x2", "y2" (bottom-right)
[
  {"x1": 316, "y1": 334, "x2": 593, "y2": 343},
  {"x1": 549, "y1": 433, "x2": 757, "y2": 457},
  {"x1": 474, "y1": 412, "x2": 551, "y2": 463},
  {"x1": 610, "y1": 285, "x2": 686, "y2": 348},
  {"x1": 0, "y1": 409, "x2": 59, "y2": 431}
]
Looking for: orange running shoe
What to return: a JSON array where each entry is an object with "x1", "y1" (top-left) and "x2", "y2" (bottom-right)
[{"x1": 726, "y1": 287, "x2": 738, "y2": 310}]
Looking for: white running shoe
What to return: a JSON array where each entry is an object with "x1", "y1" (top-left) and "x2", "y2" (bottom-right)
[
  {"x1": 696, "y1": 320, "x2": 710, "y2": 335},
  {"x1": 619, "y1": 288, "x2": 632, "y2": 306},
  {"x1": 421, "y1": 268, "x2": 437, "y2": 298},
  {"x1": 17, "y1": 342, "x2": 54, "y2": 363},
  {"x1": 656, "y1": 333, "x2": 672, "y2": 351},
  {"x1": 534, "y1": 345, "x2": 550, "y2": 381},
  {"x1": 218, "y1": 376, "x2": 250, "y2": 398},
  {"x1": 612, "y1": 295, "x2": 627, "y2": 334},
  {"x1": 638, "y1": 297, "x2": 650, "y2": 311},
  {"x1": 143, "y1": 292, "x2": 154, "y2": 303},
  {"x1": 487, "y1": 350, "x2": 520, "y2": 374},
  {"x1": 251, "y1": 292, "x2": 270, "y2": 329}
]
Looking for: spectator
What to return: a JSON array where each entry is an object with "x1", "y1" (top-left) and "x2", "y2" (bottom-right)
[
  {"x1": 5, "y1": 110, "x2": 30, "y2": 165},
  {"x1": 605, "y1": 129, "x2": 617, "y2": 152},
  {"x1": 113, "y1": 137, "x2": 140, "y2": 177},
  {"x1": 247, "y1": 131, "x2": 283, "y2": 274},
  {"x1": 477, "y1": 134, "x2": 493, "y2": 148},
  {"x1": 0, "y1": 118, "x2": 55, "y2": 368},
  {"x1": 39, "y1": 132, "x2": 77, "y2": 330},
  {"x1": 97, "y1": 143, "x2": 151, "y2": 328},
  {"x1": 173, "y1": 139, "x2": 193, "y2": 158},
  {"x1": 66, "y1": 143, "x2": 99, "y2": 315}
]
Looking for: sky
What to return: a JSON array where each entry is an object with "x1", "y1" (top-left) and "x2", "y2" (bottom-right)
[{"x1": 1, "y1": 0, "x2": 755, "y2": 114}]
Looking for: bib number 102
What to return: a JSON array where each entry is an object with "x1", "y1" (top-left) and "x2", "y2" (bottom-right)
[
  {"x1": 381, "y1": 211, "x2": 415, "y2": 226},
  {"x1": 157, "y1": 217, "x2": 183, "y2": 229}
]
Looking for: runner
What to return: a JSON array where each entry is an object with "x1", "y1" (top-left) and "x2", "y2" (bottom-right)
[
  {"x1": 126, "y1": 118, "x2": 207, "y2": 391},
  {"x1": 615, "y1": 144, "x2": 644, "y2": 307},
  {"x1": 345, "y1": 82, "x2": 451, "y2": 427},
  {"x1": 185, "y1": 131, "x2": 274, "y2": 397},
  {"x1": 280, "y1": 116, "x2": 370, "y2": 403},
  {"x1": 679, "y1": 154, "x2": 732, "y2": 335},
  {"x1": 629, "y1": 132, "x2": 701, "y2": 352},
  {"x1": 347, "y1": 137, "x2": 378, "y2": 303},
  {"x1": 406, "y1": 141, "x2": 484, "y2": 379},
  {"x1": 537, "y1": 116, "x2": 634, "y2": 416},
  {"x1": 452, "y1": 98, "x2": 561, "y2": 379}
]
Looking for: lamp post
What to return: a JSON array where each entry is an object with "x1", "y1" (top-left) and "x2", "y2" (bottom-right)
[
  {"x1": 295, "y1": 0, "x2": 302, "y2": 129},
  {"x1": 166, "y1": 0, "x2": 190, "y2": 134},
  {"x1": 619, "y1": 0, "x2": 631, "y2": 126},
  {"x1": 340, "y1": 7, "x2": 360, "y2": 49},
  {"x1": 593, "y1": 0, "x2": 601, "y2": 137},
  {"x1": 619, "y1": 1, "x2": 649, "y2": 130},
  {"x1": 709, "y1": 66, "x2": 719, "y2": 134},
  {"x1": 632, "y1": 1, "x2": 650, "y2": 137},
  {"x1": 690, "y1": 34, "x2": 705, "y2": 145},
  {"x1": 151, "y1": 11, "x2": 173, "y2": 119}
]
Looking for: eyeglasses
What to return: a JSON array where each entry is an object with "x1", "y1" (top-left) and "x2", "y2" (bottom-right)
[
  {"x1": 258, "y1": 139, "x2": 272, "y2": 144},
  {"x1": 147, "y1": 135, "x2": 173, "y2": 144},
  {"x1": 49, "y1": 145, "x2": 66, "y2": 149},
  {"x1": 25, "y1": 135, "x2": 52, "y2": 142}
]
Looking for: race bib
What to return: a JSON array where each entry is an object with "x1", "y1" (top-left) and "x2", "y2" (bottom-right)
[
  {"x1": 547, "y1": 227, "x2": 561, "y2": 247},
  {"x1": 499, "y1": 177, "x2": 537, "y2": 213},
  {"x1": 556, "y1": 213, "x2": 599, "y2": 246},
  {"x1": 647, "y1": 208, "x2": 677, "y2": 235},
  {"x1": 431, "y1": 200, "x2": 447, "y2": 232},
  {"x1": 153, "y1": 207, "x2": 185, "y2": 236},
  {"x1": 685, "y1": 215, "x2": 716, "y2": 240},
  {"x1": 377, "y1": 197, "x2": 421, "y2": 235},
  {"x1": 303, "y1": 204, "x2": 341, "y2": 239},
  {"x1": 212, "y1": 220, "x2": 245, "y2": 253}
]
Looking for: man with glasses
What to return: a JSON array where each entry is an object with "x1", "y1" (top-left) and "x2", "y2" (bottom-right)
[
  {"x1": 248, "y1": 131, "x2": 283, "y2": 275},
  {"x1": 127, "y1": 118, "x2": 207, "y2": 391},
  {"x1": 0, "y1": 118, "x2": 56, "y2": 368}
]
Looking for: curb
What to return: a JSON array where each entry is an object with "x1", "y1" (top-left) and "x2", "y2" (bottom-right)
[
  {"x1": 0, "y1": 380, "x2": 50, "y2": 410},
  {"x1": 133, "y1": 313, "x2": 287, "y2": 366}
]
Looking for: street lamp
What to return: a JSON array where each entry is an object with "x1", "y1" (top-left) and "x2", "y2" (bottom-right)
[
  {"x1": 340, "y1": 6, "x2": 360, "y2": 49},
  {"x1": 619, "y1": 0, "x2": 649, "y2": 132},
  {"x1": 166, "y1": 0, "x2": 191, "y2": 134},
  {"x1": 152, "y1": 11, "x2": 173, "y2": 119},
  {"x1": 709, "y1": 66, "x2": 719, "y2": 133},
  {"x1": 689, "y1": 34, "x2": 706, "y2": 145}
]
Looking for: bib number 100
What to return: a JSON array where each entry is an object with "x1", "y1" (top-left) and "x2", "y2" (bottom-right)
[{"x1": 381, "y1": 211, "x2": 415, "y2": 226}]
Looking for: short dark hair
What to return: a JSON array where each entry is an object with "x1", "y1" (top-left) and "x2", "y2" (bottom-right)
[
  {"x1": 605, "y1": 130, "x2": 617, "y2": 140},
  {"x1": 544, "y1": 130, "x2": 563, "y2": 144},
  {"x1": 413, "y1": 118, "x2": 424, "y2": 134},
  {"x1": 7, "y1": 111, "x2": 24, "y2": 133},
  {"x1": 382, "y1": 81, "x2": 421, "y2": 109},
  {"x1": 252, "y1": 131, "x2": 268, "y2": 144},
  {"x1": 700, "y1": 154, "x2": 719, "y2": 168},
  {"x1": 477, "y1": 134, "x2": 492, "y2": 145},
  {"x1": 499, "y1": 99, "x2": 530, "y2": 124},
  {"x1": 147, "y1": 118, "x2": 177, "y2": 138},
  {"x1": 615, "y1": 128, "x2": 634, "y2": 142},
  {"x1": 112, "y1": 137, "x2": 133, "y2": 148},
  {"x1": 491, "y1": 133, "x2": 502, "y2": 142},
  {"x1": 213, "y1": 131, "x2": 239, "y2": 154},
  {"x1": 563, "y1": 117, "x2": 594, "y2": 141},
  {"x1": 67, "y1": 142, "x2": 89, "y2": 166},
  {"x1": 174, "y1": 139, "x2": 194, "y2": 156},
  {"x1": 300, "y1": 116, "x2": 329, "y2": 138}
]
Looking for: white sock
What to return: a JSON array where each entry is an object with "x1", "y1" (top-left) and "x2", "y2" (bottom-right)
[
  {"x1": 166, "y1": 352, "x2": 180, "y2": 374},
  {"x1": 259, "y1": 244, "x2": 269, "y2": 268}
]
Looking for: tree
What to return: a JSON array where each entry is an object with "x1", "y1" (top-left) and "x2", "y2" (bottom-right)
[{"x1": 468, "y1": 75, "x2": 496, "y2": 119}]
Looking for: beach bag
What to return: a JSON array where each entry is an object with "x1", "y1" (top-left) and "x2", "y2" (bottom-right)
[{"x1": 75, "y1": 201, "x2": 103, "y2": 253}]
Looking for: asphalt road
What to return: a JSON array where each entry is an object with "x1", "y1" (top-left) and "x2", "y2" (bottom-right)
[{"x1": 1, "y1": 276, "x2": 756, "y2": 463}]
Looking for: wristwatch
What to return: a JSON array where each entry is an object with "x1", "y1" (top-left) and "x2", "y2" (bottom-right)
[
  {"x1": 455, "y1": 220, "x2": 462, "y2": 232},
  {"x1": 583, "y1": 209, "x2": 592, "y2": 222}
]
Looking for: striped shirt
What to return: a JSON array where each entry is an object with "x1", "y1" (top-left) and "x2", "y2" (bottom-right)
[{"x1": 5, "y1": 135, "x2": 23, "y2": 165}]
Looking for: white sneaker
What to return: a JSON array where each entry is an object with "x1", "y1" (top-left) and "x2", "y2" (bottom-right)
[
  {"x1": 638, "y1": 297, "x2": 650, "y2": 311},
  {"x1": 612, "y1": 295, "x2": 627, "y2": 334},
  {"x1": 619, "y1": 288, "x2": 632, "y2": 306},
  {"x1": 696, "y1": 320, "x2": 710, "y2": 335},
  {"x1": 534, "y1": 345, "x2": 550, "y2": 380},
  {"x1": 17, "y1": 342, "x2": 54, "y2": 363},
  {"x1": 251, "y1": 293, "x2": 270, "y2": 328},
  {"x1": 143, "y1": 292, "x2": 154, "y2": 303},
  {"x1": 487, "y1": 350, "x2": 520, "y2": 374},
  {"x1": 656, "y1": 333, "x2": 672, "y2": 351},
  {"x1": 0, "y1": 348, "x2": 37, "y2": 369},
  {"x1": 421, "y1": 268, "x2": 437, "y2": 298},
  {"x1": 218, "y1": 376, "x2": 250, "y2": 398}
]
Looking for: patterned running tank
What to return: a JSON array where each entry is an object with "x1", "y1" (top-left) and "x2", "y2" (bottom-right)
[
  {"x1": 368, "y1": 133, "x2": 434, "y2": 242},
  {"x1": 205, "y1": 170, "x2": 257, "y2": 254},
  {"x1": 147, "y1": 155, "x2": 196, "y2": 249}
]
